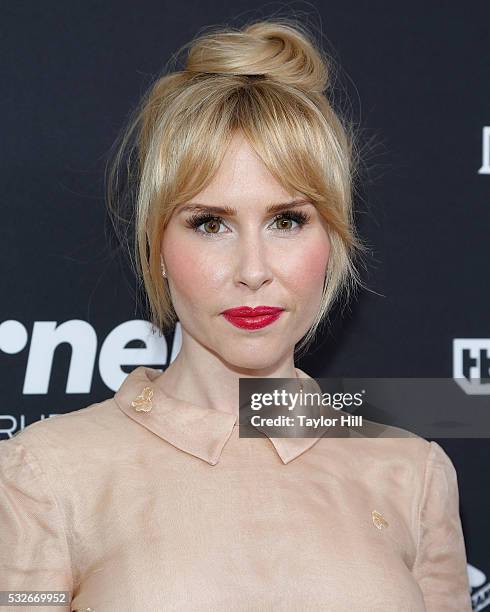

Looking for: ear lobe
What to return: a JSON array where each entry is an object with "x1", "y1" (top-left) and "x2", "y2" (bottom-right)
[{"x1": 160, "y1": 253, "x2": 167, "y2": 278}]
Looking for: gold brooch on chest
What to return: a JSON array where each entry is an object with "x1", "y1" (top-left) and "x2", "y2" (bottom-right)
[
  {"x1": 372, "y1": 510, "x2": 389, "y2": 530},
  {"x1": 131, "y1": 386, "x2": 154, "y2": 413}
]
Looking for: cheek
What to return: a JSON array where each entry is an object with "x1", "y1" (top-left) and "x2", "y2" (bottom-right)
[
  {"x1": 284, "y1": 235, "x2": 331, "y2": 295},
  {"x1": 163, "y1": 238, "x2": 225, "y2": 303}
]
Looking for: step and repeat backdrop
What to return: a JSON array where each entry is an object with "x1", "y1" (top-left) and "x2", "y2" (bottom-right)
[{"x1": 1, "y1": 2, "x2": 489, "y2": 609}]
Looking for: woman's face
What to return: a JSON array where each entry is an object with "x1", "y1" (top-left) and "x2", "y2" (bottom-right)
[{"x1": 161, "y1": 131, "x2": 331, "y2": 370}]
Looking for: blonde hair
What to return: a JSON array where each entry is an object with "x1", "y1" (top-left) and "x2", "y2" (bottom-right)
[{"x1": 106, "y1": 18, "x2": 369, "y2": 359}]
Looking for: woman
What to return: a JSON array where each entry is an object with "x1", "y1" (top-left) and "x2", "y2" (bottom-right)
[{"x1": 0, "y1": 18, "x2": 472, "y2": 611}]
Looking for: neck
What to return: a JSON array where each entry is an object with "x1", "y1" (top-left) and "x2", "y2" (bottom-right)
[{"x1": 153, "y1": 336, "x2": 299, "y2": 416}]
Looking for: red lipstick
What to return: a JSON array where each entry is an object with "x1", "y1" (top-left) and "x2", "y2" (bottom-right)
[{"x1": 221, "y1": 305, "x2": 284, "y2": 330}]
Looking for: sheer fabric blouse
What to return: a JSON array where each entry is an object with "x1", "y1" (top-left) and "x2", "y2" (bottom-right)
[{"x1": 0, "y1": 366, "x2": 472, "y2": 611}]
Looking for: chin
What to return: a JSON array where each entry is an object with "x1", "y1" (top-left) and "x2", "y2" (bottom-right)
[{"x1": 217, "y1": 342, "x2": 289, "y2": 372}]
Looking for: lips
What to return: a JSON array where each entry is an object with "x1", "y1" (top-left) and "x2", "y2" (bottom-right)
[
  {"x1": 221, "y1": 306, "x2": 284, "y2": 330},
  {"x1": 222, "y1": 306, "x2": 284, "y2": 317}
]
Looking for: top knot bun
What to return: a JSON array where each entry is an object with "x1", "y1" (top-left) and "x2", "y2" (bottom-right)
[{"x1": 184, "y1": 20, "x2": 330, "y2": 94}]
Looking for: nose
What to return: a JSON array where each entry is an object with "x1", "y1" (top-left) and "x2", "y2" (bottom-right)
[{"x1": 233, "y1": 228, "x2": 273, "y2": 291}]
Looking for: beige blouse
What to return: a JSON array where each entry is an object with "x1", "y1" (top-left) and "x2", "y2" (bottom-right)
[{"x1": 0, "y1": 366, "x2": 472, "y2": 611}]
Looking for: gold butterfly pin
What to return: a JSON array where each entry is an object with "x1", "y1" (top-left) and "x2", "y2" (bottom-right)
[
  {"x1": 131, "y1": 386, "x2": 154, "y2": 412},
  {"x1": 372, "y1": 510, "x2": 389, "y2": 530}
]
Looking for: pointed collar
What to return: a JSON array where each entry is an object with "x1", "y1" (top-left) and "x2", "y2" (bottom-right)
[{"x1": 113, "y1": 366, "x2": 336, "y2": 466}]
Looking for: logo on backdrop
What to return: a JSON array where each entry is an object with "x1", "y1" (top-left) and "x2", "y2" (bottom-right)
[
  {"x1": 0, "y1": 319, "x2": 181, "y2": 394},
  {"x1": 468, "y1": 562, "x2": 490, "y2": 610},
  {"x1": 478, "y1": 126, "x2": 490, "y2": 174},
  {"x1": 453, "y1": 339, "x2": 490, "y2": 395}
]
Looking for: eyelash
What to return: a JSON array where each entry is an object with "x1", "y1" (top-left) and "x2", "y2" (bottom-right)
[{"x1": 185, "y1": 210, "x2": 312, "y2": 238}]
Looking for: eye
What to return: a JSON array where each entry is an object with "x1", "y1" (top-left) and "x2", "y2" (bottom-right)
[
  {"x1": 185, "y1": 213, "x2": 226, "y2": 237},
  {"x1": 270, "y1": 210, "x2": 311, "y2": 233}
]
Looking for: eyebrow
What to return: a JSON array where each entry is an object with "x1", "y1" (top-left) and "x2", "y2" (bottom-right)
[{"x1": 177, "y1": 198, "x2": 312, "y2": 216}]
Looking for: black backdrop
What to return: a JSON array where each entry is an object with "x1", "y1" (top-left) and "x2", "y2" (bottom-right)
[{"x1": 1, "y1": 2, "x2": 489, "y2": 608}]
